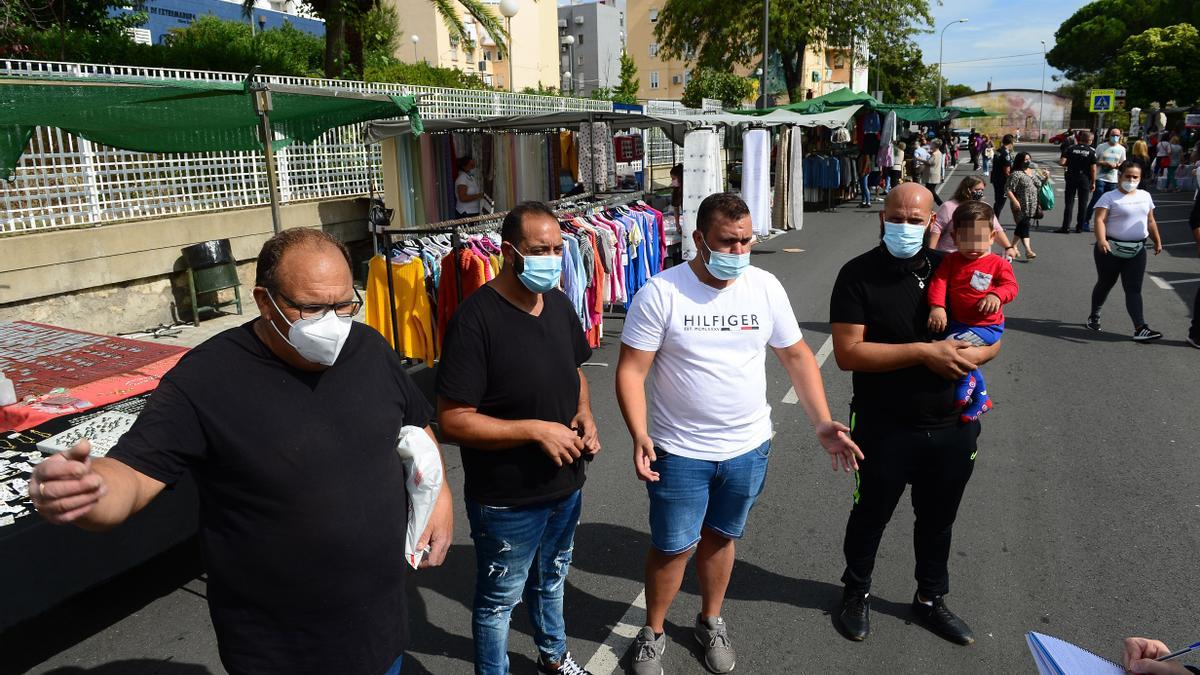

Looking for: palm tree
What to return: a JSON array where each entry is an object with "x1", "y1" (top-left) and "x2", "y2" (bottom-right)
[{"x1": 243, "y1": 0, "x2": 513, "y2": 79}]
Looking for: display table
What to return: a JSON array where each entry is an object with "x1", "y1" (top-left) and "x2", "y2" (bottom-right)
[
  {"x1": 0, "y1": 321, "x2": 187, "y2": 431},
  {"x1": 0, "y1": 394, "x2": 200, "y2": 631}
]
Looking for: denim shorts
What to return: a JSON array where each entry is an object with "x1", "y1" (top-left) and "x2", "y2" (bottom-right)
[{"x1": 645, "y1": 439, "x2": 771, "y2": 554}]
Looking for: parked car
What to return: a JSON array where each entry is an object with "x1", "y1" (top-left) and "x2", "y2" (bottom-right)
[
  {"x1": 952, "y1": 129, "x2": 972, "y2": 149},
  {"x1": 1049, "y1": 129, "x2": 1089, "y2": 145}
]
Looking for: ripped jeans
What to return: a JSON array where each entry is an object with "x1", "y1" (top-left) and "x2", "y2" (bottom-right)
[{"x1": 466, "y1": 489, "x2": 582, "y2": 674}]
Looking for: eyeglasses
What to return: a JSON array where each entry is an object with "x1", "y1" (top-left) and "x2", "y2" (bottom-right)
[{"x1": 270, "y1": 288, "x2": 363, "y2": 320}]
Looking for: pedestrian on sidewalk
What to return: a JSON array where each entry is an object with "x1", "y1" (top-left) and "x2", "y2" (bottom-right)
[
  {"x1": 1188, "y1": 184, "x2": 1200, "y2": 349},
  {"x1": 989, "y1": 135, "x2": 1014, "y2": 218},
  {"x1": 28, "y1": 229, "x2": 454, "y2": 675},
  {"x1": 981, "y1": 137, "x2": 994, "y2": 175},
  {"x1": 889, "y1": 140, "x2": 905, "y2": 192},
  {"x1": 830, "y1": 182, "x2": 1002, "y2": 647},
  {"x1": 1087, "y1": 161, "x2": 1165, "y2": 341},
  {"x1": 969, "y1": 130, "x2": 980, "y2": 171},
  {"x1": 437, "y1": 202, "x2": 601, "y2": 675},
  {"x1": 618, "y1": 192, "x2": 861, "y2": 675},
  {"x1": 1166, "y1": 135, "x2": 1183, "y2": 190},
  {"x1": 1057, "y1": 130, "x2": 1097, "y2": 233},
  {"x1": 930, "y1": 176, "x2": 1019, "y2": 259},
  {"x1": 924, "y1": 139, "x2": 946, "y2": 207},
  {"x1": 1154, "y1": 132, "x2": 1170, "y2": 181},
  {"x1": 1005, "y1": 152, "x2": 1042, "y2": 260},
  {"x1": 1084, "y1": 128, "x2": 1127, "y2": 224}
]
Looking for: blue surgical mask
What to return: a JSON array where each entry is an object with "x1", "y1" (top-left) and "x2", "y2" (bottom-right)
[
  {"x1": 510, "y1": 247, "x2": 562, "y2": 294},
  {"x1": 882, "y1": 221, "x2": 926, "y2": 259},
  {"x1": 1110, "y1": 136, "x2": 1120, "y2": 144},
  {"x1": 699, "y1": 237, "x2": 750, "y2": 280}
]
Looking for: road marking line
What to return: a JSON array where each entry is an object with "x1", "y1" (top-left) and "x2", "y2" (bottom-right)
[
  {"x1": 583, "y1": 589, "x2": 646, "y2": 674},
  {"x1": 1163, "y1": 241, "x2": 1194, "y2": 247},
  {"x1": 782, "y1": 335, "x2": 835, "y2": 404},
  {"x1": 1155, "y1": 218, "x2": 1191, "y2": 224},
  {"x1": 1170, "y1": 277, "x2": 1200, "y2": 284},
  {"x1": 1150, "y1": 275, "x2": 1174, "y2": 290}
]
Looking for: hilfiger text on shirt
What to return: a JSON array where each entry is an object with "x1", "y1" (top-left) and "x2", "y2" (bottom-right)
[{"x1": 682, "y1": 314, "x2": 762, "y2": 331}]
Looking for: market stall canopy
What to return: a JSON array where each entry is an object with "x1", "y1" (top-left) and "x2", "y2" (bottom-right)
[
  {"x1": 736, "y1": 89, "x2": 993, "y2": 124},
  {"x1": 737, "y1": 88, "x2": 882, "y2": 116},
  {"x1": 364, "y1": 106, "x2": 861, "y2": 146},
  {"x1": 0, "y1": 75, "x2": 423, "y2": 180}
]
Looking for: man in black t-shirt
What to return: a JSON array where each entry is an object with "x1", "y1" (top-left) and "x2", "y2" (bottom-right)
[
  {"x1": 28, "y1": 229, "x2": 453, "y2": 675},
  {"x1": 829, "y1": 183, "x2": 1002, "y2": 647},
  {"x1": 437, "y1": 202, "x2": 599, "y2": 675},
  {"x1": 1057, "y1": 130, "x2": 1098, "y2": 233},
  {"x1": 990, "y1": 134, "x2": 1015, "y2": 217}
]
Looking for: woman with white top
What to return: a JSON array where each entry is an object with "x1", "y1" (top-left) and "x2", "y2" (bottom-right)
[
  {"x1": 454, "y1": 156, "x2": 483, "y2": 218},
  {"x1": 929, "y1": 175, "x2": 1019, "y2": 258},
  {"x1": 1088, "y1": 161, "x2": 1165, "y2": 341}
]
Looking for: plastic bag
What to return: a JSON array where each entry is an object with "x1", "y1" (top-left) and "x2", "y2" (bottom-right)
[{"x1": 396, "y1": 425, "x2": 444, "y2": 569}]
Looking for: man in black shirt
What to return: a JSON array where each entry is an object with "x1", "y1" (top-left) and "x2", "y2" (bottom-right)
[
  {"x1": 1057, "y1": 131, "x2": 1098, "y2": 233},
  {"x1": 990, "y1": 134, "x2": 1015, "y2": 217},
  {"x1": 28, "y1": 229, "x2": 453, "y2": 675},
  {"x1": 829, "y1": 183, "x2": 1001, "y2": 646},
  {"x1": 438, "y1": 202, "x2": 600, "y2": 675}
]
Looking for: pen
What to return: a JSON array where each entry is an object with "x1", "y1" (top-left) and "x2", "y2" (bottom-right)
[{"x1": 1157, "y1": 641, "x2": 1200, "y2": 662}]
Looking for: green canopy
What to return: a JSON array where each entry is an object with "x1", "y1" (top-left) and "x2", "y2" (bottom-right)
[
  {"x1": 734, "y1": 89, "x2": 994, "y2": 124},
  {"x1": 0, "y1": 75, "x2": 423, "y2": 181}
]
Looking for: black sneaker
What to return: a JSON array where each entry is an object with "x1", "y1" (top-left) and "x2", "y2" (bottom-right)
[
  {"x1": 911, "y1": 593, "x2": 975, "y2": 645},
  {"x1": 1133, "y1": 325, "x2": 1163, "y2": 342},
  {"x1": 1085, "y1": 316, "x2": 1101, "y2": 331},
  {"x1": 1187, "y1": 335, "x2": 1200, "y2": 349},
  {"x1": 1055, "y1": 226, "x2": 1070, "y2": 233},
  {"x1": 537, "y1": 651, "x2": 592, "y2": 675},
  {"x1": 836, "y1": 588, "x2": 871, "y2": 641}
]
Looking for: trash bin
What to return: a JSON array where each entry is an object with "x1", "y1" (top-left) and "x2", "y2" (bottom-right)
[{"x1": 180, "y1": 239, "x2": 242, "y2": 326}]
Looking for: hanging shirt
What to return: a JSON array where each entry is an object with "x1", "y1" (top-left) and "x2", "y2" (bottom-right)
[{"x1": 365, "y1": 255, "x2": 437, "y2": 364}]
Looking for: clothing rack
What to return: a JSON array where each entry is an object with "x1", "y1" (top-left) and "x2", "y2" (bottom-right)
[{"x1": 373, "y1": 191, "x2": 647, "y2": 359}]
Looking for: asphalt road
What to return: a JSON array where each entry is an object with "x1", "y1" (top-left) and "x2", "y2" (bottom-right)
[{"x1": 7, "y1": 144, "x2": 1199, "y2": 675}]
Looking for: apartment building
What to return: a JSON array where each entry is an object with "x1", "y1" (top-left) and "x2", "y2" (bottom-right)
[
  {"x1": 386, "y1": 0, "x2": 559, "y2": 90},
  {"x1": 556, "y1": 2, "x2": 626, "y2": 98}
]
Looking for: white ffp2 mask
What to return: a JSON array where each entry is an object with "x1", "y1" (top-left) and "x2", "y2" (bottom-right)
[{"x1": 267, "y1": 292, "x2": 352, "y2": 366}]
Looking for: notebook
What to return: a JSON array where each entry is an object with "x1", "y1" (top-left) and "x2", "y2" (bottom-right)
[{"x1": 1026, "y1": 631, "x2": 1124, "y2": 675}]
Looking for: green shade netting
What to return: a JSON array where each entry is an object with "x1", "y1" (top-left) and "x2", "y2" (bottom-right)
[{"x1": 0, "y1": 75, "x2": 422, "y2": 180}]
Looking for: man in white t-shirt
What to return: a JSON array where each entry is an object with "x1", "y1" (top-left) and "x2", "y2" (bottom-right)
[
  {"x1": 616, "y1": 193, "x2": 862, "y2": 674},
  {"x1": 454, "y1": 156, "x2": 483, "y2": 218},
  {"x1": 1084, "y1": 128, "x2": 1127, "y2": 226}
]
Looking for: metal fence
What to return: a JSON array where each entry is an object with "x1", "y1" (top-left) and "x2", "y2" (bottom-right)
[{"x1": 0, "y1": 59, "x2": 613, "y2": 235}]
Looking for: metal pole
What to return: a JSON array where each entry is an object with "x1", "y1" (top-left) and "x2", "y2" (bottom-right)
[
  {"x1": 254, "y1": 89, "x2": 284, "y2": 235},
  {"x1": 937, "y1": 29, "x2": 945, "y2": 109},
  {"x1": 506, "y1": 17, "x2": 514, "y2": 92},
  {"x1": 1038, "y1": 41, "x2": 1046, "y2": 142},
  {"x1": 759, "y1": 0, "x2": 769, "y2": 109}
]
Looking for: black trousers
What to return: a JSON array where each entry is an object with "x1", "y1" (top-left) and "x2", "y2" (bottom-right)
[
  {"x1": 1062, "y1": 175, "x2": 1093, "y2": 230},
  {"x1": 1091, "y1": 245, "x2": 1147, "y2": 329},
  {"x1": 1191, "y1": 194, "x2": 1200, "y2": 339},
  {"x1": 992, "y1": 180, "x2": 1007, "y2": 218},
  {"x1": 841, "y1": 413, "x2": 980, "y2": 598},
  {"x1": 924, "y1": 183, "x2": 945, "y2": 206}
]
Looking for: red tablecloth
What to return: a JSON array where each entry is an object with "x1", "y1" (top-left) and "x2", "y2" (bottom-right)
[{"x1": 0, "y1": 321, "x2": 187, "y2": 431}]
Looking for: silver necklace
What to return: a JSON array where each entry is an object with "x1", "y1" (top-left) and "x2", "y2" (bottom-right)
[{"x1": 910, "y1": 256, "x2": 931, "y2": 289}]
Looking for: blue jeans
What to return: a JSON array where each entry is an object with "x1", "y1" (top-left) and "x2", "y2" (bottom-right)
[
  {"x1": 1084, "y1": 180, "x2": 1116, "y2": 229},
  {"x1": 467, "y1": 490, "x2": 582, "y2": 675},
  {"x1": 646, "y1": 440, "x2": 771, "y2": 554}
]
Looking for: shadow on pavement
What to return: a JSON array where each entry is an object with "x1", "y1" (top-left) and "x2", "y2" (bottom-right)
[
  {"x1": 1003, "y1": 316, "x2": 1131, "y2": 343},
  {"x1": 2, "y1": 539, "x2": 205, "y2": 675},
  {"x1": 40, "y1": 662, "x2": 214, "y2": 675}
]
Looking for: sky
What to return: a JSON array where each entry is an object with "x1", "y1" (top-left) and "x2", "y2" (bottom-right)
[{"x1": 912, "y1": 0, "x2": 1092, "y2": 93}]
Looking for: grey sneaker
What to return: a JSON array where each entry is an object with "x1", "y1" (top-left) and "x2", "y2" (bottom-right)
[
  {"x1": 694, "y1": 615, "x2": 736, "y2": 673},
  {"x1": 631, "y1": 626, "x2": 665, "y2": 675}
]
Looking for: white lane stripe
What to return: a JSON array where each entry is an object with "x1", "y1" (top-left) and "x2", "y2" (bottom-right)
[
  {"x1": 1150, "y1": 275, "x2": 1174, "y2": 290},
  {"x1": 1163, "y1": 241, "x2": 1194, "y2": 247},
  {"x1": 1155, "y1": 218, "x2": 1191, "y2": 224},
  {"x1": 1170, "y1": 277, "x2": 1200, "y2": 284},
  {"x1": 782, "y1": 334, "x2": 835, "y2": 404},
  {"x1": 583, "y1": 589, "x2": 646, "y2": 674}
]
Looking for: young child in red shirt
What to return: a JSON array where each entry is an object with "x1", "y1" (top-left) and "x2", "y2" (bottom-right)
[{"x1": 928, "y1": 200, "x2": 1019, "y2": 423}]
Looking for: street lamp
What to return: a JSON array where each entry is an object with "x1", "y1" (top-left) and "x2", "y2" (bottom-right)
[
  {"x1": 1039, "y1": 40, "x2": 1047, "y2": 142},
  {"x1": 562, "y1": 34, "x2": 576, "y2": 95},
  {"x1": 499, "y1": 0, "x2": 519, "y2": 92},
  {"x1": 562, "y1": 70, "x2": 572, "y2": 94},
  {"x1": 410, "y1": 34, "x2": 420, "y2": 63},
  {"x1": 937, "y1": 18, "x2": 968, "y2": 109}
]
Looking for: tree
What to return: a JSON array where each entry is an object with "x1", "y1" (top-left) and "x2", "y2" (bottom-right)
[
  {"x1": 872, "y1": 39, "x2": 930, "y2": 104},
  {"x1": 654, "y1": 0, "x2": 932, "y2": 103},
  {"x1": 1047, "y1": 0, "x2": 1200, "y2": 80},
  {"x1": 1112, "y1": 23, "x2": 1200, "y2": 108},
  {"x1": 681, "y1": 68, "x2": 755, "y2": 108},
  {"x1": 613, "y1": 50, "x2": 639, "y2": 105},
  {"x1": 365, "y1": 60, "x2": 491, "y2": 89},
  {"x1": 2, "y1": 0, "x2": 146, "y2": 61}
]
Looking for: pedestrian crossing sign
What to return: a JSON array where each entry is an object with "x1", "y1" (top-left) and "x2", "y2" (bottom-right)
[{"x1": 1089, "y1": 89, "x2": 1116, "y2": 113}]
